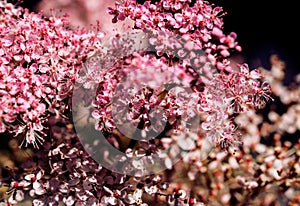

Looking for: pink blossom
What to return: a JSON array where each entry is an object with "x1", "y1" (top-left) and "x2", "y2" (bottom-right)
[
  {"x1": 0, "y1": 1, "x2": 280, "y2": 206},
  {"x1": 0, "y1": 2, "x2": 103, "y2": 147}
]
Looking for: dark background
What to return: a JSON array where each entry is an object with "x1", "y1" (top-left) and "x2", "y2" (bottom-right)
[{"x1": 211, "y1": 0, "x2": 299, "y2": 84}]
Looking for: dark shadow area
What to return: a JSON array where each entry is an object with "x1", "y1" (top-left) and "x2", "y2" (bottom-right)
[{"x1": 211, "y1": 0, "x2": 299, "y2": 84}]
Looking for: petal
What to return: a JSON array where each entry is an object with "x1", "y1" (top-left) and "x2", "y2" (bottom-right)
[
  {"x1": 15, "y1": 190, "x2": 24, "y2": 202},
  {"x1": 24, "y1": 174, "x2": 35, "y2": 181},
  {"x1": 178, "y1": 136, "x2": 196, "y2": 150},
  {"x1": 13, "y1": 55, "x2": 23, "y2": 61},
  {"x1": 250, "y1": 69, "x2": 262, "y2": 79},
  {"x1": 36, "y1": 170, "x2": 44, "y2": 180},
  {"x1": 107, "y1": 196, "x2": 117, "y2": 205},
  {"x1": 240, "y1": 64, "x2": 249, "y2": 75},
  {"x1": 33, "y1": 181, "x2": 41, "y2": 190},
  {"x1": 212, "y1": 27, "x2": 223, "y2": 38}
]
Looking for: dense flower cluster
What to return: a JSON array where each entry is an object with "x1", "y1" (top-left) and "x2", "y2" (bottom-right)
[
  {"x1": 0, "y1": 1, "x2": 103, "y2": 148},
  {"x1": 3, "y1": 117, "x2": 171, "y2": 206},
  {"x1": 90, "y1": 0, "x2": 272, "y2": 154},
  {"x1": 0, "y1": 0, "x2": 280, "y2": 206},
  {"x1": 107, "y1": 0, "x2": 241, "y2": 71}
]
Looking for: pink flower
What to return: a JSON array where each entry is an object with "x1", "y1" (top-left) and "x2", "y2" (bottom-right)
[{"x1": 0, "y1": 2, "x2": 103, "y2": 147}]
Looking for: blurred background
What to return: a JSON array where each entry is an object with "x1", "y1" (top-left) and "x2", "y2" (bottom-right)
[{"x1": 211, "y1": 0, "x2": 299, "y2": 86}]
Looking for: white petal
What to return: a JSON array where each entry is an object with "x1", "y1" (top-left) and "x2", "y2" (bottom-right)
[
  {"x1": 228, "y1": 156, "x2": 239, "y2": 169},
  {"x1": 103, "y1": 186, "x2": 113, "y2": 195},
  {"x1": 63, "y1": 196, "x2": 75, "y2": 206},
  {"x1": 165, "y1": 158, "x2": 173, "y2": 170},
  {"x1": 178, "y1": 137, "x2": 195, "y2": 150},
  {"x1": 33, "y1": 181, "x2": 41, "y2": 190},
  {"x1": 36, "y1": 170, "x2": 44, "y2": 180},
  {"x1": 107, "y1": 197, "x2": 117, "y2": 205},
  {"x1": 133, "y1": 189, "x2": 143, "y2": 200},
  {"x1": 25, "y1": 174, "x2": 35, "y2": 181},
  {"x1": 15, "y1": 190, "x2": 24, "y2": 201}
]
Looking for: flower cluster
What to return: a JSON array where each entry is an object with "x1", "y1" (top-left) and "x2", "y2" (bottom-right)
[
  {"x1": 107, "y1": 0, "x2": 241, "y2": 70},
  {"x1": 89, "y1": 0, "x2": 272, "y2": 154},
  {"x1": 0, "y1": 0, "x2": 278, "y2": 206},
  {"x1": 2, "y1": 117, "x2": 197, "y2": 206},
  {"x1": 0, "y1": 1, "x2": 103, "y2": 148},
  {"x1": 170, "y1": 136, "x2": 300, "y2": 206},
  {"x1": 199, "y1": 63, "x2": 272, "y2": 151}
]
